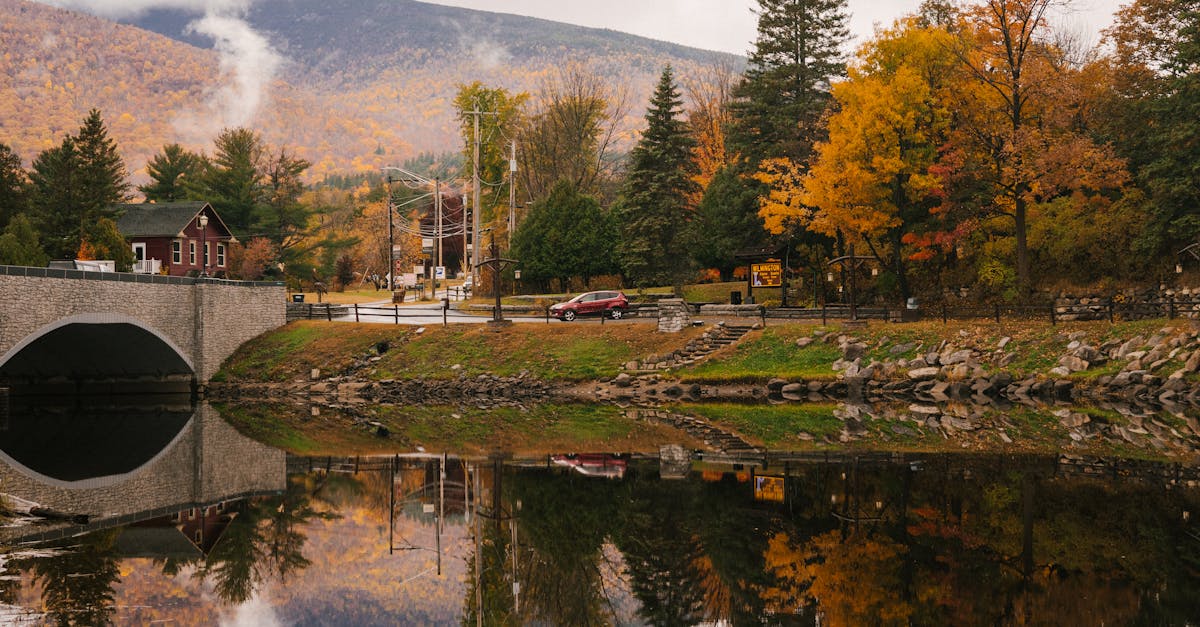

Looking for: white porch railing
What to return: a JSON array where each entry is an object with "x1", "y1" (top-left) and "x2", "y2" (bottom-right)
[{"x1": 133, "y1": 258, "x2": 162, "y2": 274}]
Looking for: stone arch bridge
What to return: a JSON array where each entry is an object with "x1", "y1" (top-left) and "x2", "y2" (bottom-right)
[{"x1": 0, "y1": 265, "x2": 285, "y2": 387}]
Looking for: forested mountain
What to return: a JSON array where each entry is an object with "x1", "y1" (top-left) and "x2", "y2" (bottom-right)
[{"x1": 1, "y1": 0, "x2": 739, "y2": 182}]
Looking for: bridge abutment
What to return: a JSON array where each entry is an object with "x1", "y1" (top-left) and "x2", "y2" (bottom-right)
[{"x1": 0, "y1": 266, "x2": 286, "y2": 384}]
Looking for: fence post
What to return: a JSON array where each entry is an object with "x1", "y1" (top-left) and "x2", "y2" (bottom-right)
[
  {"x1": 1050, "y1": 303, "x2": 1056, "y2": 326},
  {"x1": 821, "y1": 304, "x2": 827, "y2": 326},
  {"x1": 354, "y1": 303, "x2": 359, "y2": 323},
  {"x1": 1108, "y1": 300, "x2": 1114, "y2": 323},
  {"x1": 1169, "y1": 295, "x2": 1176, "y2": 320},
  {"x1": 394, "y1": 304, "x2": 399, "y2": 325},
  {"x1": 994, "y1": 304, "x2": 1001, "y2": 324},
  {"x1": 546, "y1": 306, "x2": 551, "y2": 324},
  {"x1": 443, "y1": 302, "x2": 448, "y2": 327},
  {"x1": 326, "y1": 304, "x2": 333, "y2": 322},
  {"x1": 308, "y1": 303, "x2": 313, "y2": 319},
  {"x1": 941, "y1": 303, "x2": 948, "y2": 324},
  {"x1": 761, "y1": 305, "x2": 767, "y2": 327}
]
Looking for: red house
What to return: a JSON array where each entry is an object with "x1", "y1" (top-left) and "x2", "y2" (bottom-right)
[{"x1": 115, "y1": 202, "x2": 237, "y2": 277}]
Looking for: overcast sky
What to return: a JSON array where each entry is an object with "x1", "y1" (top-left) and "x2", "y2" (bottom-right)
[{"x1": 425, "y1": 0, "x2": 1128, "y2": 55}]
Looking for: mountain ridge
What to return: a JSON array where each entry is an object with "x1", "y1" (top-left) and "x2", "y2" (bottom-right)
[{"x1": 4, "y1": 0, "x2": 742, "y2": 182}]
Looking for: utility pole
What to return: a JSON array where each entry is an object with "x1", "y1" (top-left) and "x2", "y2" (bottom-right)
[
  {"x1": 385, "y1": 174, "x2": 394, "y2": 290},
  {"x1": 465, "y1": 106, "x2": 498, "y2": 287},
  {"x1": 508, "y1": 140, "x2": 517, "y2": 249},
  {"x1": 435, "y1": 178, "x2": 444, "y2": 299}
]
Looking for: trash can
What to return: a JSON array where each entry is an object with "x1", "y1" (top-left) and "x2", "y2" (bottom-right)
[
  {"x1": 730, "y1": 291, "x2": 742, "y2": 305},
  {"x1": 291, "y1": 294, "x2": 305, "y2": 303}
]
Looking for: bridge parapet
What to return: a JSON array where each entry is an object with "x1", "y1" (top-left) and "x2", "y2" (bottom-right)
[{"x1": 0, "y1": 265, "x2": 286, "y2": 383}]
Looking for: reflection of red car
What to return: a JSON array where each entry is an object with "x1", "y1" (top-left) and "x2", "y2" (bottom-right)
[
  {"x1": 551, "y1": 454, "x2": 627, "y2": 478},
  {"x1": 549, "y1": 291, "x2": 629, "y2": 321}
]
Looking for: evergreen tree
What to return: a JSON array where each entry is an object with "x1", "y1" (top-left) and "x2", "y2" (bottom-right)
[
  {"x1": 28, "y1": 111, "x2": 129, "y2": 259},
  {"x1": 615, "y1": 66, "x2": 699, "y2": 291},
  {"x1": 689, "y1": 166, "x2": 764, "y2": 280},
  {"x1": 512, "y1": 180, "x2": 617, "y2": 292},
  {"x1": 28, "y1": 137, "x2": 86, "y2": 259},
  {"x1": 254, "y1": 148, "x2": 312, "y2": 253},
  {"x1": 727, "y1": 0, "x2": 850, "y2": 169},
  {"x1": 139, "y1": 143, "x2": 201, "y2": 202},
  {"x1": 74, "y1": 109, "x2": 129, "y2": 221},
  {"x1": 0, "y1": 214, "x2": 48, "y2": 267},
  {"x1": 191, "y1": 127, "x2": 264, "y2": 236},
  {"x1": 0, "y1": 143, "x2": 28, "y2": 231}
]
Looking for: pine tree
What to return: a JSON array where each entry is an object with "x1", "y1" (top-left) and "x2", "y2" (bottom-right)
[
  {"x1": 28, "y1": 137, "x2": 85, "y2": 259},
  {"x1": 616, "y1": 66, "x2": 699, "y2": 291},
  {"x1": 191, "y1": 127, "x2": 264, "y2": 236},
  {"x1": 28, "y1": 111, "x2": 129, "y2": 259},
  {"x1": 74, "y1": 109, "x2": 129, "y2": 222},
  {"x1": 139, "y1": 144, "x2": 201, "y2": 202},
  {"x1": 0, "y1": 143, "x2": 28, "y2": 231},
  {"x1": 727, "y1": 0, "x2": 850, "y2": 169}
]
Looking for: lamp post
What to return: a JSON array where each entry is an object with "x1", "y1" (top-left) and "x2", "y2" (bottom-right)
[{"x1": 198, "y1": 213, "x2": 209, "y2": 277}]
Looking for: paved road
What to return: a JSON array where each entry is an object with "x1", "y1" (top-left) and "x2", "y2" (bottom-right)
[{"x1": 328, "y1": 298, "x2": 653, "y2": 326}]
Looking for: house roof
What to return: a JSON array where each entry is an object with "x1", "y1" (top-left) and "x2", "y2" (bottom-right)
[{"x1": 115, "y1": 202, "x2": 234, "y2": 240}]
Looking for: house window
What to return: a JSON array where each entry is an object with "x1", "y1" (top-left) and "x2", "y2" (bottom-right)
[
  {"x1": 189, "y1": 241, "x2": 196, "y2": 265},
  {"x1": 172, "y1": 241, "x2": 182, "y2": 264},
  {"x1": 217, "y1": 244, "x2": 226, "y2": 267},
  {"x1": 204, "y1": 242, "x2": 210, "y2": 267}
]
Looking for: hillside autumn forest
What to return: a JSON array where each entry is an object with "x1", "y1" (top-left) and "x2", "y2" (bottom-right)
[{"x1": 0, "y1": 0, "x2": 1198, "y2": 304}]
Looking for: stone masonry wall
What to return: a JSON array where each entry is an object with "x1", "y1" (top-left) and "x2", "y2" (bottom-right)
[
  {"x1": 0, "y1": 269, "x2": 285, "y2": 381},
  {"x1": 657, "y1": 298, "x2": 691, "y2": 333}
]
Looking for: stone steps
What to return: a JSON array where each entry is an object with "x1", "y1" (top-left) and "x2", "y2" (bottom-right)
[
  {"x1": 627, "y1": 323, "x2": 757, "y2": 372},
  {"x1": 637, "y1": 409, "x2": 763, "y2": 455}
]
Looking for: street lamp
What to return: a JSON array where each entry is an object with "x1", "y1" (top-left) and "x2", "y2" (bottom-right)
[{"x1": 198, "y1": 213, "x2": 209, "y2": 277}]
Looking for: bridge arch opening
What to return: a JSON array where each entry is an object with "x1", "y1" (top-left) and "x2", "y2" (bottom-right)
[{"x1": 0, "y1": 314, "x2": 194, "y2": 389}]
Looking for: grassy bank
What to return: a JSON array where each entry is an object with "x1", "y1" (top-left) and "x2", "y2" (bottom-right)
[
  {"x1": 218, "y1": 318, "x2": 1193, "y2": 386},
  {"x1": 216, "y1": 321, "x2": 706, "y2": 383}
]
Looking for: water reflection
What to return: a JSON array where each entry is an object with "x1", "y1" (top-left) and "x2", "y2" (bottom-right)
[{"x1": 0, "y1": 404, "x2": 1197, "y2": 624}]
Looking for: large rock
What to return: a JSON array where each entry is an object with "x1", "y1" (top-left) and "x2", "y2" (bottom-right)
[
  {"x1": 1058, "y1": 354, "x2": 1090, "y2": 372},
  {"x1": 908, "y1": 366, "x2": 941, "y2": 380},
  {"x1": 941, "y1": 349, "x2": 975, "y2": 366}
]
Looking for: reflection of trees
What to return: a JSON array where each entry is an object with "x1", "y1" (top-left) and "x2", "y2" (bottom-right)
[
  {"x1": 27, "y1": 529, "x2": 121, "y2": 626},
  {"x1": 457, "y1": 454, "x2": 1199, "y2": 624},
  {"x1": 615, "y1": 479, "x2": 706, "y2": 627},
  {"x1": 503, "y1": 470, "x2": 623, "y2": 626},
  {"x1": 198, "y1": 475, "x2": 339, "y2": 604}
]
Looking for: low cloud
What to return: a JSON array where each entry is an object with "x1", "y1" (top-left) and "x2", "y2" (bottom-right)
[{"x1": 40, "y1": 0, "x2": 282, "y2": 142}]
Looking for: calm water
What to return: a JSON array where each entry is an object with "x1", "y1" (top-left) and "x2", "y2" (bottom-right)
[{"x1": 0, "y1": 399, "x2": 1197, "y2": 625}]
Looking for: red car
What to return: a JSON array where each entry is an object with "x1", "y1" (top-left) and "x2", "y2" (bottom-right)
[{"x1": 549, "y1": 290, "x2": 629, "y2": 321}]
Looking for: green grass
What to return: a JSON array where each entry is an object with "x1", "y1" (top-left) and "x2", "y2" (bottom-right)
[
  {"x1": 220, "y1": 322, "x2": 703, "y2": 384},
  {"x1": 681, "y1": 403, "x2": 842, "y2": 448},
  {"x1": 215, "y1": 403, "x2": 325, "y2": 454},
  {"x1": 678, "y1": 327, "x2": 841, "y2": 383}
]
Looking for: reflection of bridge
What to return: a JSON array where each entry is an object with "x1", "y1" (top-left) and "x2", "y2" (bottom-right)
[
  {"x1": 0, "y1": 266, "x2": 285, "y2": 385},
  {"x1": 0, "y1": 403, "x2": 288, "y2": 545}
]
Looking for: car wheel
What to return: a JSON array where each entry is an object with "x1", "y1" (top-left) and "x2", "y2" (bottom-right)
[
  {"x1": 563, "y1": 310, "x2": 576, "y2": 322},
  {"x1": 609, "y1": 308, "x2": 624, "y2": 320}
]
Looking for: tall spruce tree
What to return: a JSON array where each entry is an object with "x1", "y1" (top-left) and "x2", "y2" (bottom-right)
[
  {"x1": 727, "y1": 0, "x2": 850, "y2": 169},
  {"x1": 28, "y1": 111, "x2": 129, "y2": 259},
  {"x1": 139, "y1": 144, "x2": 201, "y2": 202},
  {"x1": 74, "y1": 109, "x2": 129, "y2": 220},
  {"x1": 616, "y1": 66, "x2": 698, "y2": 291}
]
